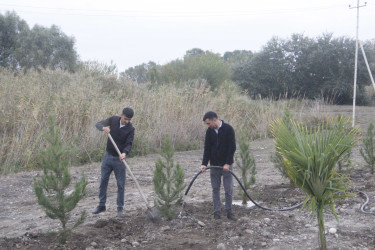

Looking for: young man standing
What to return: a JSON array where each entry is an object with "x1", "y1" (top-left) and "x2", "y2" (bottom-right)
[
  {"x1": 92, "y1": 107, "x2": 135, "y2": 217},
  {"x1": 201, "y1": 111, "x2": 237, "y2": 220}
]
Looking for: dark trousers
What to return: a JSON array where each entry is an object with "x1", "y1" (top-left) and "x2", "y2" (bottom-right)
[
  {"x1": 210, "y1": 165, "x2": 233, "y2": 214},
  {"x1": 98, "y1": 152, "x2": 126, "y2": 208}
]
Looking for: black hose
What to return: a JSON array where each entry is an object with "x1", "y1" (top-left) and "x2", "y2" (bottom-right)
[
  {"x1": 185, "y1": 167, "x2": 374, "y2": 216},
  {"x1": 185, "y1": 166, "x2": 303, "y2": 211},
  {"x1": 357, "y1": 191, "x2": 375, "y2": 215}
]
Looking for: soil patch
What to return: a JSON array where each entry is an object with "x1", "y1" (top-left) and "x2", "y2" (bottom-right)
[{"x1": 1, "y1": 105, "x2": 375, "y2": 249}]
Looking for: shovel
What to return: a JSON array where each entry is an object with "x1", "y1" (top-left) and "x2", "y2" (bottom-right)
[{"x1": 107, "y1": 133, "x2": 159, "y2": 222}]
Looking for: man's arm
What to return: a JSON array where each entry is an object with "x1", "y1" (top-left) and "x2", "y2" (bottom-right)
[
  {"x1": 201, "y1": 130, "x2": 210, "y2": 172},
  {"x1": 95, "y1": 117, "x2": 112, "y2": 131},
  {"x1": 122, "y1": 127, "x2": 135, "y2": 155},
  {"x1": 225, "y1": 126, "x2": 236, "y2": 165}
]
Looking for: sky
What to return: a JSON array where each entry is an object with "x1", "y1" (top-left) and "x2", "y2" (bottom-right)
[{"x1": 1, "y1": 0, "x2": 374, "y2": 72}]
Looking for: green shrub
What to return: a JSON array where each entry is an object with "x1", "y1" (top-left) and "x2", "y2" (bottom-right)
[
  {"x1": 271, "y1": 116, "x2": 360, "y2": 250},
  {"x1": 236, "y1": 134, "x2": 256, "y2": 204},
  {"x1": 153, "y1": 136, "x2": 186, "y2": 220},
  {"x1": 33, "y1": 116, "x2": 87, "y2": 244}
]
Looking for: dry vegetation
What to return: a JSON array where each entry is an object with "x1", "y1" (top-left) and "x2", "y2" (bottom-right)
[
  {"x1": 0, "y1": 68, "x2": 331, "y2": 174},
  {"x1": 1, "y1": 68, "x2": 375, "y2": 249}
]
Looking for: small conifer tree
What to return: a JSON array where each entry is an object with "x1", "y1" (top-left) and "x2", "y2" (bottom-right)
[
  {"x1": 236, "y1": 134, "x2": 256, "y2": 205},
  {"x1": 360, "y1": 123, "x2": 375, "y2": 174},
  {"x1": 153, "y1": 135, "x2": 186, "y2": 220},
  {"x1": 270, "y1": 108, "x2": 295, "y2": 187},
  {"x1": 33, "y1": 116, "x2": 88, "y2": 244}
]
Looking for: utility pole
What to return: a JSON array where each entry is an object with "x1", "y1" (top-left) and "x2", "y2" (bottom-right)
[{"x1": 349, "y1": 0, "x2": 367, "y2": 127}]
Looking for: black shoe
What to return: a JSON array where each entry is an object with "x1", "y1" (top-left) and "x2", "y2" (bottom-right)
[
  {"x1": 213, "y1": 212, "x2": 221, "y2": 219},
  {"x1": 117, "y1": 207, "x2": 125, "y2": 217},
  {"x1": 227, "y1": 211, "x2": 237, "y2": 221},
  {"x1": 92, "y1": 206, "x2": 106, "y2": 214}
]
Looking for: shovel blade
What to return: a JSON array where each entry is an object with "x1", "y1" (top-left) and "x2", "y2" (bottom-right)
[{"x1": 146, "y1": 206, "x2": 160, "y2": 223}]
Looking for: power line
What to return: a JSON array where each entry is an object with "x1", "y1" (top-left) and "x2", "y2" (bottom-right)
[{"x1": 0, "y1": 3, "x2": 344, "y2": 18}]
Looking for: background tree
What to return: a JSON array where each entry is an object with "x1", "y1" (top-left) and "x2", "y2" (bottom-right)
[
  {"x1": 0, "y1": 11, "x2": 28, "y2": 70},
  {"x1": 223, "y1": 50, "x2": 253, "y2": 66},
  {"x1": 153, "y1": 136, "x2": 186, "y2": 220},
  {"x1": 232, "y1": 37, "x2": 292, "y2": 98},
  {"x1": 236, "y1": 134, "x2": 256, "y2": 205},
  {"x1": 33, "y1": 116, "x2": 87, "y2": 244},
  {"x1": 144, "y1": 49, "x2": 231, "y2": 89},
  {"x1": 157, "y1": 59, "x2": 186, "y2": 84},
  {"x1": 0, "y1": 11, "x2": 78, "y2": 73},
  {"x1": 271, "y1": 116, "x2": 360, "y2": 250},
  {"x1": 26, "y1": 24, "x2": 77, "y2": 72},
  {"x1": 120, "y1": 61, "x2": 157, "y2": 83},
  {"x1": 183, "y1": 51, "x2": 231, "y2": 89},
  {"x1": 232, "y1": 33, "x2": 374, "y2": 103},
  {"x1": 185, "y1": 48, "x2": 205, "y2": 57},
  {"x1": 291, "y1": 34, "x2": 369, "y2": 104},
  {"x1": 360, "y1": 123, "x2": 375, "y2": 174}
]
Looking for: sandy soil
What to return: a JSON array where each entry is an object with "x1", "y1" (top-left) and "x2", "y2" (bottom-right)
[{"x1": 0, "y1": 105, "x2": 374, "y2": 250}]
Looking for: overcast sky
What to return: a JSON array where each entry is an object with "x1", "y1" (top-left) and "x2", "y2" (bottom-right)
[{"x1": 1, "y1": 0, "x2": 374, "y2": 72}]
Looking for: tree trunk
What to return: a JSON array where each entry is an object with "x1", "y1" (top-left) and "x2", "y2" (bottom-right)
[
  {"x1": 242, "y1": 192, "x2": 248, "y2": 205},
  {"x1": 317, "y1": 202, "x2": 327, "y2": 250},
  {"x1": 289, "y1": 179, "x2": 296, "y2": 189}
]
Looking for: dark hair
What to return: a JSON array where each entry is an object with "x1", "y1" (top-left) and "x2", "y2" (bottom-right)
[
  {"x1": 202, "y1": 111, "x2": 217, "y2": 121},
  {"x1": 122, "y1": 107, "x2": 134, "y2": 118}
]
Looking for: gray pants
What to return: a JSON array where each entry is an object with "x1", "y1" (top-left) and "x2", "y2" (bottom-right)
[
  {"x1": 98, "y1": 152, "x2": 126, "y2": 208},
  {"x1": 210, "y1": 165, "x2": 233, "y2": 214}
]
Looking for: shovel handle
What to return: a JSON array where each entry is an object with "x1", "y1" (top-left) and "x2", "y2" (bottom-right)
[{"x1": 107, "y1": 133, "x2": 151, "y2": 209}]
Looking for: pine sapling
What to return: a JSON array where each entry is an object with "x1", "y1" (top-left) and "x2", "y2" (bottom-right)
[
  {"x1": 236, "y1": 134, "x2": 256, "y2": 205},
  {"x1": 153, "y1": 135, "x2": 186, "y2": 220},
  {"x1": 33, "y1": 116, "x2": 88, "y2": 244},
  {"x1": 360, "y1": 123, "x2": 375, "y2": 174}
]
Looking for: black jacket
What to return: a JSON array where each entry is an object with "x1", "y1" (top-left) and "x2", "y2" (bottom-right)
[
  {"x1": 202, "y1": 121, "x2": 236, "y2": 166},
  {"x1": 96, "y1": 116, "x2": 135, "y2": 156}
]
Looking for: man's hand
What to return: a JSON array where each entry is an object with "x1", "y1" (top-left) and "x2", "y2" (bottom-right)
[
  {"x1": 201, "y1": 165, "x2": 207, "y2": 173},
  {"x1": 223, "y1": 164, "x2": 230, "y2": 172},
  {"x1": 103, "y1": 126, "x2": 110, "y2": 134},
  {"x1": 120, "y1": 153, "x2": 126, "y2": 161}
]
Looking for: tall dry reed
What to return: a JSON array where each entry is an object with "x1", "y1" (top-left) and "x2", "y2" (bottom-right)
[{"x1": 0, "y1": 69, "x2": 330, "y2": 174}]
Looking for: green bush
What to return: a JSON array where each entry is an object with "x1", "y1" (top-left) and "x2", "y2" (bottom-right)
[
  {"x1": 236, "y1": 134, "x2": 256, "y2": 204},
  {"x1": 153, "y1": 136, "x2": 186, "y2": 220},
  {"x1": 33, "y1": 116, "x2": 87, "y2": 244},
  {"x1": 271, "y1": 116, "x2": 360, "y2": 250}
]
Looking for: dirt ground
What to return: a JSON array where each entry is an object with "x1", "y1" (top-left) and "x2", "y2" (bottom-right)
[{"x1": 0, "y1": 105, "x2": 374, "y2": 250}]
